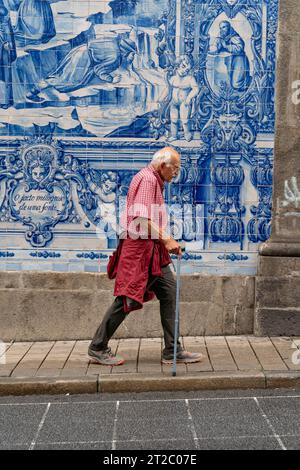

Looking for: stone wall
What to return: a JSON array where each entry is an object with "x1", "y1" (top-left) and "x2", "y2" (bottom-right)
[
  {"x1": 0, "y1": 272, "x2": 254, "y2": 341},
  {"x1": 0, "y1": 1, "x2": 279, "y2": 276}
]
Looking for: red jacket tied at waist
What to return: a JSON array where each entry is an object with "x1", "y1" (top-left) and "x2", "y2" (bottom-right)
[{"x1": 107, "y1": 238, "x2": 171, "y2": 313}]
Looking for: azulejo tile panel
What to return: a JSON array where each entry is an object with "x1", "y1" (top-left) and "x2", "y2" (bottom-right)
[{"x1": 0, "y1": 0, "x2": 278, "y2": 274}]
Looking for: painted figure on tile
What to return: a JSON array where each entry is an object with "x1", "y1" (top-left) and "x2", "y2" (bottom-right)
[
  {"x1": 1, "y1": 0, "x2": 20, "y2": 9},
  {"x1": 86, "y1": 171, "x2": 118, "y2": 234},
  {"x1": 155, "y1": 10, "x2": 176, "y2": 69},
  {"x1": 0, "y1": 4, "x2": 17, "y2": 109},
  {"x1": 24, "y1": 147, "x2": 53, "y2": 188},
  {"x1": 26, "y1": 36, "x2": 137, "y2": 101},
  {"x1": 13, "y1": 0, "x2": 62, "y2": 46},
  {"x1": 210, "y1": 21, "x2": 251, "y2": 91},
  {"x1": 165, "y1": 55, "x2": 199, "y2": 142},
  {"x1": 28, "y1": 160, "x2": 50, "y2": 184}
]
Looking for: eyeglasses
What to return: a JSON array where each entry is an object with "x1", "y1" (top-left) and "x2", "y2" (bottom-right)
[{"x1": 169, "y1": 163, "x2": 180, "y2": 174}]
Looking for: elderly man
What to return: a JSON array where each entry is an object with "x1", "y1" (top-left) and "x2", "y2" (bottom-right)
[{"x1": 88, "y1": 147, "x2": 203, "y2": 366}]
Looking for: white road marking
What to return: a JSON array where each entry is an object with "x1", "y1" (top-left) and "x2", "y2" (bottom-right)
[
  {"x1": 1, "y1": 395, "x2": 300, "y2": 406},
  {"x1": 253, "y1": 397, "x2": 287, "y2": 451},
  {"x1": 20, "y1": 434, "x2": 300, "y2": 447},
  {"x1": 185, "y1": 399, "x2": 199, "y2": 449},
  {"x1": 111, "y1": 401, "x2": 120, "y2": 450},
  {"x1": 29, "y1": 403, "x2": 51, "y2": 450}
]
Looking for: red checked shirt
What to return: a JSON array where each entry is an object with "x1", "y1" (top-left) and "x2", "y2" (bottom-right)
[
  {"x1": 120, "y1": 164, "x2": 169, "y2": 238},
  {"x1": 110, "y1": 164, "x2": 171, "y2": 312}
]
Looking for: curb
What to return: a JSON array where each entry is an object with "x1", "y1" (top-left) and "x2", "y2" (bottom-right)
[
  {"x1": 265, "y1": 371, "x2": 300, "y2": 388},
  {"x1": 1, "y1": 371, "x2": 300, "y2": 396},
  {"x1": 0, "y1": 376, "x2": 97, "y2": 396},
  {"x1": 98, "y1": 372, "x2": 266, "y2": 393}
]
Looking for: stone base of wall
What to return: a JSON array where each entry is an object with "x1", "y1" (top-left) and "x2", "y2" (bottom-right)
[
  {"x1": 0, "y1": 272, "x2": 255, "y2": 342},
  {"x1": 255, "y1": 256, "x2": 300, "y2": 336}
]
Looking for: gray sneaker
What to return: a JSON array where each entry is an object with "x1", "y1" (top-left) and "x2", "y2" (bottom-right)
[
  {"x1": 162, "y1": 350, "x2": 204, "y2": 364},
  {"x1": 88, "y1": 347, "x2": 125, "y2": 366}
]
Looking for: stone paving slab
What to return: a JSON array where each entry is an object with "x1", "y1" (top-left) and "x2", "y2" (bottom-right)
[
  {"x1": 247, "y1": 337, "x2": 289, "y2": 371},
  {"x1": 269, "y1": 337, "x2": 300, "y2": 370},
  {"x1": 138, "y1": 338, "x2": 162, "y2": 374},
  {"x1": 1, "y1": 336, "x2": 300, "y2": 395},
  {"x1": 111, "y1": 339, "x2": 140, "y2": 375},
  {"x1": 11, "y1": 342, "x2": 55, "y2": 378},
  {"x1": 63, "y1": 341, "x2": 90, "y2": 377},
  {"x1": 35, "y1": 341, "x2": 76, "y2": 378},
  {"x1": 0, "y1": 343, "x2": 33, "y2": 377},
  {"x1": 226, "y1": 336, "x2": 262, "y2": 371},
  {"x1": 205, "y1": 337, "x2": 238, "y2": 371}
]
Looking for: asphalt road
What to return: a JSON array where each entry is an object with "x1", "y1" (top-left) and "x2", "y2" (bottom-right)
[{"x1": 0, "y1": 388, "x2": 300, "y2": 451}]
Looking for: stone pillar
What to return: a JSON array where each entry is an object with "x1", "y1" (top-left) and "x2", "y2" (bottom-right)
[{"x1": 255, "y1": 0, "x2": 300, "y2": 335}]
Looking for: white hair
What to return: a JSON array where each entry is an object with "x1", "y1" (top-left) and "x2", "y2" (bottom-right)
[{"x1": 151, "y1": 147, "x2": 178, "y2": 165}]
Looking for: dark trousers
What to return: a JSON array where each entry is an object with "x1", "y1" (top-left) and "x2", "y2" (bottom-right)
[{"x1": 90, "y1": 265, "x2": 182, "y2": 356}]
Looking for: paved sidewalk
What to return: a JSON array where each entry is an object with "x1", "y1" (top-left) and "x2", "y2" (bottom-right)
[{"x1": 1, "y1": 336, "x2": 300, "y2": 395}]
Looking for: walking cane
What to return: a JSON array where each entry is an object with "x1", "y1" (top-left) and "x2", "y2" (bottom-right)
[{"x1": 172, "y1": 246, "x2": 185, "y2": 377}]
